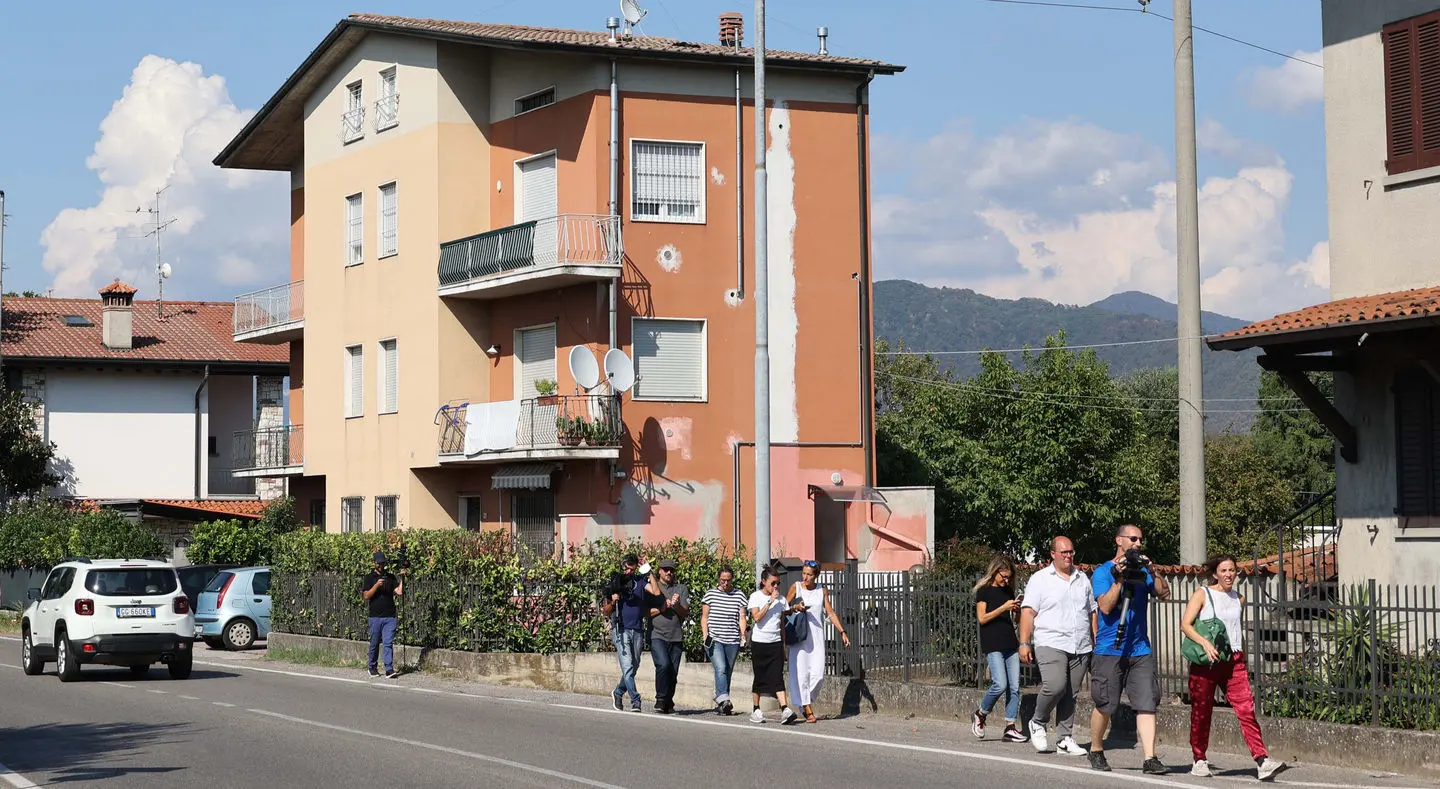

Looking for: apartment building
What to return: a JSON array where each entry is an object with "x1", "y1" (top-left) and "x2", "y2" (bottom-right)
[
  {"x1": 217, "y1": 13, "x2": 933, "y2": 569},
  {"x1": 1209, "y1": 1, "x2": 1440, "y2": 585}
]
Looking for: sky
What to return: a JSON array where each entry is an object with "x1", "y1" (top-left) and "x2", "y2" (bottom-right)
[{"x1": 0, "y1": 0, "x2": 1325, "y2": 321}]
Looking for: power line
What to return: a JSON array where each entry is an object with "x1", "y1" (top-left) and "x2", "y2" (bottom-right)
[
  {"x1": 886, "y1": 373, "x2": 1297, "y2": 403},
  {"x1": 881, "y1": 335, "x2": 1218, "y2": 355},
  {"x1": 878, "y1": 370, "x2": 1310, "y2": 414},
  {"x1": 983, "y1": 0, "x2": 1322, "y2": 68}
]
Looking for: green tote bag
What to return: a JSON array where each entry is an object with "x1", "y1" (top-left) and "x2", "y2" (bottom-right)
[{"x1": 1182, "y1": 588, "x2": 1232, "y2": 667}]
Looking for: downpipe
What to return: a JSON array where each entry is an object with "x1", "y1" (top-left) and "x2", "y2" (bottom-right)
[
  {"x1": 731, "y1": 440, "x2": 862, "y2": 548},
  {"x1": 856, "y1": 71, "x2": 877, "y2": 487},
  {"x1": 193, "y1": 364, "x2": 210, "y2": 499}
]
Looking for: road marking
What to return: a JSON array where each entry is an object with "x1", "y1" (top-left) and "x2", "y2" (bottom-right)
[
  {"x1": 247, "y1": 708, "x2": 625, "y2": 788},
  {"x1": 99, "y1": 682, "x2": 136, "y2": 689},
  {"x1": 191, "y1": 658, "x2": 535, "y2": 703},
  {"x1": 178, "y1": 694, "x2": 199, "y2": 700},
  {"x1": 145, "y1": 689, "x2": 167, "y2": 695},
  {"x1": 0, "y1": 664, "x2": 17, "y2": 670},
  {"x1": 0, "y1": 760, "x2": 37, "y2": 789},
  {"x1": 212, "y1": 702, "x2": 236, "y2": 708}
]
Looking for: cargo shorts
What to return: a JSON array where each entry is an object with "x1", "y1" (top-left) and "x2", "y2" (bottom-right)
[{"x1": 1090, "y1": 653, "x2": 1161, "y2": 715}]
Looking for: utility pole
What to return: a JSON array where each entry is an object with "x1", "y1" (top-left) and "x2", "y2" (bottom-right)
[
  {"x1": 1, "y1": 190, "x2": 6, "y2": 379},
  {"x1": 1173, "y1": 0, "x2": 1207, "y2": 565},
  {"x1": 753, "y1": 0, "x2": 772, "y2": 579}
]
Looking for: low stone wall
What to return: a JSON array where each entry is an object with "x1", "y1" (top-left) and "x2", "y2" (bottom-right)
[{"x1": 270, "y1": 633, "x2": 1440, "y2": 775}]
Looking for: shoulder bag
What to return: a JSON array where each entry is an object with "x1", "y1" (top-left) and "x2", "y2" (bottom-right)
[
  {"x1": 1182, "y1": 588, "x2": 1232, "y2": 667},
  {"x1": 783, "y1": 584, "x2": 809, "y2": 645}
]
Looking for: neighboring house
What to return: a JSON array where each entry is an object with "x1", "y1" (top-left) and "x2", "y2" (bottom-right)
[
  {"x1": 0, "y1": 281, "x2": 290, "y2": 555},
  {"x1": 214, "y1": 12, "x2": 934, "y2": 569},
  {"x1": 1208, "y1": 1, "x2": 1440, "y2": 585}
]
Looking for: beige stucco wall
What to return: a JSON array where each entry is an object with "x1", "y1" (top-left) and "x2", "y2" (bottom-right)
[{"x1": 1323, "y1": 0, "x2": 1440, "y2": 300}]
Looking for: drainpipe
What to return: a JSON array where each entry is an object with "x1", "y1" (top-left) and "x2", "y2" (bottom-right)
[
  {"x1": 731, "y1": 440, "x2": 861, "y2": 548},
  {"x1": 193, "y1": 364, "x2": 210, "y2": 500},
  {"x1": 608, "y1": 59, "x2": 620, "y2": 351},
  {"x1": 733, "y1": 67, "x2": 745, "y2": 300},
  {"x1": 856, "y1": 71, "x2": 876, "y2": 487}
]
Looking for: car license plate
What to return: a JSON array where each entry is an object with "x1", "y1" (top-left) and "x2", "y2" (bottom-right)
[
  {"x1": 117, "y1": 607, "x2": 155, "y2": 618},
  {"x1": 194, "y1": 624, "x2": 204, "y2": 635}
]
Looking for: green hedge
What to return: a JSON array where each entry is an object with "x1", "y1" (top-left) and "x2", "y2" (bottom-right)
[
  {"x1": 271, "y1": 529, "x2": 754, "y2": 660},
  {"x1": 0, "y1": 500, "x2": 164, "y2": 570},
  {"x1": 187, "y1": 497, "x2": 303, "y2": 566}
]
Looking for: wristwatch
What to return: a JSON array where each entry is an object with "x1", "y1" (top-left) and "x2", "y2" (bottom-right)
[{"x1": 1019, "y1": 641, "x2": 1033, "y2": 647}]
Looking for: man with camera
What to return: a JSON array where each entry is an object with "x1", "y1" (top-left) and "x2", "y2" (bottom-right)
[
  {"x1": 645, "y1": 558, "x2": 690, "y2": 714},
  {"x1": 362, "y1": 550, "x2": 405, "y2": 679},
  {"x1": 601, "y1": 553, "x2": 648, "y2": 712},
  {"x1": 1089, "y1": 523, "x2": 1171, "y2": 775}
]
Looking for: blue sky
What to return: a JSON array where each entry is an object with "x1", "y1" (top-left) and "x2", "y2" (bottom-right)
[{"x1": 0, "y1": 0, "x2": 1324, "y2": 319}]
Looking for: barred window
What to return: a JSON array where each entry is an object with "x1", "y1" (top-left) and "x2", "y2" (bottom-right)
[
  {"x1": 376, "y1": 495, "x2": 398, "y2": 531},
  {"x1": 631, "y1": 140, "x2": 705, "y2": 224},
  {"x1": 341, "y1": 497, "x2": 363, "y2": 533}
]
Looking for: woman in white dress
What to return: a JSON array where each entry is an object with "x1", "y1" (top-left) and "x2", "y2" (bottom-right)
[{"x1": 785, "y1": 560, "x2": 851, "y2": 723}]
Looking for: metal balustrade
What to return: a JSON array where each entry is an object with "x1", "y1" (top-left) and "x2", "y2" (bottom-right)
[
  {"x1": 233, "y1": 425, "x2": 304, "y2": 472},
  {"x1": 233, "y1": 281, "x2": 303, "y2": 338},
  {"x1": 437, "y1": 214, "x2": 621, "y2": 289},
  {"x1": 437, "y1": 394, "x2": 621, "y2": 456}
]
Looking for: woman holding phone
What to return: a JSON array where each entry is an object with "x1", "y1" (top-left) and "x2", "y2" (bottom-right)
[{"x1": 971, "y1": 556, "x2": 1026, "y2": 742}]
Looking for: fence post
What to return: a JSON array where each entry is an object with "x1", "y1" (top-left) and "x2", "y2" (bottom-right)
[
  {"x1": 901, "y1": 571, "x2": 911, "y2": 684},
  {"x1": 1369, "y1": 578, "x2": 1380, "y2": 727}
]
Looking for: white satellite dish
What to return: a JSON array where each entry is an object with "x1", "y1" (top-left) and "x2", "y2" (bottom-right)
[
  {"x1": 620, "y1": 0, "x2": 647, "y2": 32},
  {"x1": 604, "y1": 348, "x2": 635, "y2": 393},
  {"x1": 158, "y1": 262, "x2": 172, "y2": 279},
  {"x1": 568, "y1": 345, "x2": 601, "y2": 390}
]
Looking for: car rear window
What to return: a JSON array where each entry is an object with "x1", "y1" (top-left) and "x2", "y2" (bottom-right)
[
  {"x1": 84, "y1": 569, "x2": 179, "y2": 596},
  {"x1": 203, "y1": 571, "x2": 236, "y2": 593}
]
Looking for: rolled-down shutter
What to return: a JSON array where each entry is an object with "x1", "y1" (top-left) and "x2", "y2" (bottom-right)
[
  {"x1": 633, "y1": 319, "x2": 705, "y2": 401},
  {"x1": 381, "y1": 339, "x2": 398, "y2": 413},
  {"x1": 346, "y1": 345, "x2": 364, "y2": 417},
  {"x1": 517, "y1": 325, "x2": 556, "y2": 399},
  {"x1": 1395, "y1": 371, "x2": 1440, "y2": 516}
]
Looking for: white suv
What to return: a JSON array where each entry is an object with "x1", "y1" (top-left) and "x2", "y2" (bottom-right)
[{"x1": 20, "y1": 558, "x2": 196, "y2": 681}]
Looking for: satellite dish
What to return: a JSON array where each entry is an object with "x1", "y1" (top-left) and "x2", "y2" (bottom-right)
[
  {"x1": 568, "y1": 346, "x2": 601, "y2": 390},
  {"x1": 620, "y1": 0, "x2": 647, "y2": 30},
  {"x1": 158, "y1": 263, "x2": 172, "y2": 279},
  {"x1": 604, "y1": 348, "x2": 635, "y2": 393}
]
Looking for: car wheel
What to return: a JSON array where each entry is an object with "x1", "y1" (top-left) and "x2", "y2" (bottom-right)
[
  {"x1": 168, "y1": 652, "x2": 193, "y2": 680},
  {"x1": 21, "y1": 628, "x2": 44, "y2": 676},
  {"x1": 222, "y1": 618, "x2": 256, "y2": 651},
  {"x1": 56, "y1": 631, "x2": 81, "y2": 682},
  {"x1": 129, "y1": 664, "x2": 150, "y2": 678}
]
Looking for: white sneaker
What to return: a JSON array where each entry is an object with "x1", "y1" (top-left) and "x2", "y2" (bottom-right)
[
  {"x1": 749, "y1": 709, "x2": 765, "y2": 723},
  {"x1": 780, "y1": 706, "x2": 797, "y2": 724},
  {"x1": 1257, "y1": 757, "x2": 1285, "y2": 781},
  {"x1": 1028, "y1": 719, "x2": 1048, "y2": 752},
  {"x1": 1056, "y1": 736, "x2": 1087, "y2": 756},
  {"x1": 1191, "y1": 760, "x2": 1211, "y2": 777}
]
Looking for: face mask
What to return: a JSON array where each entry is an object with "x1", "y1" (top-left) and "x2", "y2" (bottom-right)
[{"x1": 638, "y1": 562, "x2": 652, "y2": 575}]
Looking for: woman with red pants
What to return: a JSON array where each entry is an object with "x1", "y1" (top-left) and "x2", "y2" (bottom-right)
[{"x1": 1180, "y1": 556, "x2": 1285, "y2": 781}]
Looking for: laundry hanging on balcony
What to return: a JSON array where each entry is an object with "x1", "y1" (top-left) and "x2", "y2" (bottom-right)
[{"x1": 464, "y1": 400, "x2": 521, "y2": 456}]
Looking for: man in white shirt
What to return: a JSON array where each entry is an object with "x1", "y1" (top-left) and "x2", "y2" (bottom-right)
[{"x1": 1019, "y1": 536, "x2": 1096, "y2": 756}]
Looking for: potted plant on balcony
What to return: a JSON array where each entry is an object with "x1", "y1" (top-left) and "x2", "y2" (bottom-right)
[
  {"x1": 556, "y1": 414, "x2": 585, "y2": 446},
  {"x1": 535, "y1": 378, "x2": 559, "y2": 406},
  {"x1": 583, "y1": 418, "x2": 613, "y2": 447}
]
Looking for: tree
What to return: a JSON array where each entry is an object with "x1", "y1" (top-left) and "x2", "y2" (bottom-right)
[
  {"x1": 1252, "y1": 370, "x2": 1335, "y2": 493},
  {"x1": 0, "y1": 392, "x2": 58, "y2": 505},
  {"x1": 1202, "y1": 432, "x2": 1297, "y2": 561}
]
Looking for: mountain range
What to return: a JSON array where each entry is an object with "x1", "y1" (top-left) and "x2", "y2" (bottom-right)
[{"x1": 872, "y1": 280, "x2": 1263, "y2": 431}]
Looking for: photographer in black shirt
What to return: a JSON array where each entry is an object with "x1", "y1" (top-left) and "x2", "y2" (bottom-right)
[{"x1": 362, "y1": 551, "x2": 404, "y2": 679}]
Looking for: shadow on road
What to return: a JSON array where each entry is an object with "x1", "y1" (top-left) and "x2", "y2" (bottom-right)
[
  {"x1": 0, "y1": 720, "x2": 190, "y2": 782},
  {"x1": 64, "y1": 666, "x2": 242, "y2": 682}
]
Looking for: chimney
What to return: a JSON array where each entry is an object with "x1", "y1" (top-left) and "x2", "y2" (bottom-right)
[
  {"x1": 817, "y1": 26, "x2": 829, "y2": 56},
  {"x1": 100, "y1": 279, "x2": 137, "y2": 350},
  {"x1": 719, "y1": 12, "x2": 743, "y2": 48}
]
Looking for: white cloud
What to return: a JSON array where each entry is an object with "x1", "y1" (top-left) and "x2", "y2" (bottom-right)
[
  {"x1": 873, "y1": 119, "x2": 1328, "y2": 320},
  {"x1": 40, "y1": 55, "x2": 288, "y2": 299},
  {"x1": 1242, "y1": 50, "x2": 1324, "y2": 114}
]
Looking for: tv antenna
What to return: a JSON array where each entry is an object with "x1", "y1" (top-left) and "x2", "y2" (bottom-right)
[
  {"x1": 136, "y1": 185, "x2": 178, "y2": 318},
  {"x1": 619, "y1": 0, "x2": 647, "y2": 36}
]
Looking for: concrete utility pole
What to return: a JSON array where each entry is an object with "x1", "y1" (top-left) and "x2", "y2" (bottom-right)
[
  {"x1": 753, "y1": 0, "x2": 772, "y2": 579},
  {"x1": 1174, "y1": 0, "x2": 1207, "y2": 565},
  {"x1": 0, "y1": 190, "x2": 6, "y2": 377}
]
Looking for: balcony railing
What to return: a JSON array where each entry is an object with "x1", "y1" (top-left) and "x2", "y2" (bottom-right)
[
  {"x1": 437, "y1": 394, "x2": 621, "y2": 457},
  {"x1": 233, "y1": 281, "x2": 303, "y2": 340},
  {"x1": 233, "y1": 425, "x2": 304, "y2": 473},
  {"x1": 437, "y1": 214, "x2": 621, "y2": 290},
  {"x1": 374, "y1": 94, "x2": 399, "y2": 131},
  {"x1": 341, "y1": 107, "x2": 365, "y2": 143}
]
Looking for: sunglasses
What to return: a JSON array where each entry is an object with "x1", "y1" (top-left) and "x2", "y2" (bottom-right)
[
  {"x1": 803, "y1": 560, "x2": 819, "y2": 568},
  {"x1": 1122, "y1": 535, "x2": 1142, "y2": 542}
]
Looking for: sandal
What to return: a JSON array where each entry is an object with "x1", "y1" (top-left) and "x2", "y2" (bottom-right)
[{"x1": 804, "y1": 708, "x2": 818, "y2": 724}]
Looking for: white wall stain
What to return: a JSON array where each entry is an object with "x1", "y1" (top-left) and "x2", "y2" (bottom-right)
[
  {"x1": 581, "y1": 478, "x2": 726, "y2": 541},
  {"x1": 657, "y1": 244, "x2": 682, "y2": 273},
  {"x1": 725, "y1": 430, "x2": 744, "y2": 454},
  {"x1": 724, "y1": 290, "x2": 743, "y2": 308},
  {"x1": 710, "y1": 166, "x2": 726, "y2": 185},
  {"x1": 767, "y1": 100, "x2": 800, "y2": 442}
]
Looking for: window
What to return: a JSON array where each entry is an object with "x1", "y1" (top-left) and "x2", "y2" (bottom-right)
[
  {"x1": 376, "y1": 67, "x2": 399, "y2": 131},
  {"x1": 515, "y1": 87, "x2": 555, "y2": 115},
  {"x1": 1384, "y1": 10, "x2": 1440, "y2": 175},
  {"x1": 85, "y1": 569, "x2": 177, "y2": 596},
  {"x1": 511, "y1": 491, "x2": 556, "y2": 562},
  {"x1": 515, "y1": 324, "x2": 557, "y2": 400},
  {"x1": 341, "y1": 497, "x2": 363, "y2": 533},
  {"x1": 345, "y1": 344, "x2": 364, "y2": 417},
  {"x1": 252, "y1": 571, "x2": 272, "y2": 596},
  {"x1": 631, "y1": 140, "x2": 705, "y2": 223},
  {"x1": 632, "y1": 318, "x2": 707, "y2": 401},
  {"x1": 309, "y1": 499, "x2": 326, "y2": 530},
  {"x1": 208, "y1": 436, "x2": 218, "y2": 457},
  {"x1": 343, "y1": 81, "x2": 365, "y2": 143},
  {"x1": 379, "y1": 338, "x2": 398, "y2": 414},
  {"x1": 375, "y1": 496, "x2": 398, "y2": 531},
  {"x1": 460, "y1": 496, "x2": 483, "y2": 531},
  {"x1": 62, "y1": 315, "x2": 93, "y2": 327},
  {"x1": 1396, "y1": 370, "x2": 1440, "y2": 515},
  {"x1": 346, "y1": 193, "x2": 363, "y2": 265},
  {"x1": 378, "y1": 182, "x2": 398, "y2": 258}
]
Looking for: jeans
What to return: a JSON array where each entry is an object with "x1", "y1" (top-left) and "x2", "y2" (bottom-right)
[
  {"x1": 709, "y1": 641, "x2": 741, "y2": 703},
  {"x1": 981, "y1": 649, "x2": 1021, "y2": 721},
  {"x1": 651, "y1": 637, "x2": 685, "y2": 707},
  {"x1": 367, "y1": 616, "x2": 397, "y2": 673},
  {"x1": 1189, "y1": 652, "x2": 1268, "y2": 762},
  {"x1": 612, "y1": 628, "x2": 644, "y2": 707}
]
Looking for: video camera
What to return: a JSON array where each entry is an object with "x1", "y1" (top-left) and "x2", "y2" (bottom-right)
[
  {"x1": 601, "y1": 571, "x2": 635, "y2": 602},
  {"x1": 1118, "y1": 547, "x2": 1150, "y2": 584},
  {"x1": 391, "y1": 544, "x2": 412, "y2": 572}
]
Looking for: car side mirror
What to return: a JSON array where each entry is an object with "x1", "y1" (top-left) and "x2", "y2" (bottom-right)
[{"x1": 26, "y1": 588, "x2": 40, "y2": 601}]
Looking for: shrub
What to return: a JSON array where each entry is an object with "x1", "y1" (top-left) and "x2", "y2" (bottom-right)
[
  {"x1": 0, "y1": 500, "x2": 164, "y2": 569},
  {"x1": 187, "y1": 497, "x2": 305, "y2": 566}
]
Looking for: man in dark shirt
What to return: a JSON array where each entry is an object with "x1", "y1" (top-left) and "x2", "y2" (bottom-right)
[
  {"x1": 601, "y1": 553, "x2": 648, "y2": 711},
  {"x1": 362, "y1": 551, "x2": 404, "y2": 679},
  {"x1": 645, "y1": 558, "x2": 690, "y2": 714}
]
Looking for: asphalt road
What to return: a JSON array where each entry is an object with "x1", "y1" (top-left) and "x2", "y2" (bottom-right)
[{"x1": 0, "y1": 636, "x2": 1433, "y2": 789}]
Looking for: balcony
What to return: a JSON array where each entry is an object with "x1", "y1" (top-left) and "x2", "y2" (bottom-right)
[
  {"x1": 232, "y1": 425, "x2": 304, "y2": 477},
  {"x1": 341, "y1": 106, "x2": 365, "y2": 143},
  {"x1": 233, "y1": 281, "x2": 303, "y2": 344},
  {"x1": 435, "y1": 394, "x2": 622, "y2": 464},
  {"x1": 374, "y1": 94, "x2": 399, "y2": 131},
  {"x1": 437, "y1": 214, "x2": 621, "y2": 300}
]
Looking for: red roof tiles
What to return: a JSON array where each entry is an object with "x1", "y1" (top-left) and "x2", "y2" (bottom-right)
[
  {"x1": 1, "y1": 296, "x2": 287, "y2": 366},
  {"x1": 143, "y1": 500, "x2": 267, "y2": 519},
  {"x1": 1208, "y1": 284, "x2": 1440, "y2": 349},
  {"x1": 99, "y1": 280, "x2": 137, "y2": 296}
]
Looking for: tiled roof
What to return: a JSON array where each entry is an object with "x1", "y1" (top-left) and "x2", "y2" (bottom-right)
[
  {"x1": 1208, "y1": 285, "x2": 1440, "y2": 350},
  {"x1": 347, "y1": 14, "x2": 905, "y2": 72},
  {"x1": 143, "y1": 500, "x2": 267, "y2": 519},
  {"x1": 1, "y1": 294, "x2": 287, "y2": 366},
  {"x1": 99, "y1": 280, "x2": 137, "y2": 296}
]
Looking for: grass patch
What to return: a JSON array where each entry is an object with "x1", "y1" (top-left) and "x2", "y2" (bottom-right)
[
  {"x1": 0, "y1": 610, "x2": 20, "y2": 634},
  {"x1": 264, "y1": 644, "x2": 365, "y2": 669}
]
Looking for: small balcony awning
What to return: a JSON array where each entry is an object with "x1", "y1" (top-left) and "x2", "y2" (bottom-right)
[
  {"x1": 808, "y1": 485, "x2": 888, "y2": 505},
  {"x1": 492, "y1": 463, "x2": 560, "y2": 489}
]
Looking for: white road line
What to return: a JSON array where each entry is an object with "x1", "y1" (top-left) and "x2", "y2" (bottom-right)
[
  {"x1": 0, "y1": 760, "x2": 38, "y2": 789},
  {"x1": 0, "y1": 664, "x2": 17, "y2": 670},
  {"x1": 247, "y1": 708, "x2": 624, "y2": 788},
  {"x1": 99, "y1": 682, "x2": 135, "y2": 689},
  {"x1": 145, "y1": 689, "x2": 167, "y2": 695},
  {"x1": 212, "y1": 702, "x2": 236, "y2": 708},
  {"x1": 178, "y1": 694, "x2": 199, "y2": 700}
]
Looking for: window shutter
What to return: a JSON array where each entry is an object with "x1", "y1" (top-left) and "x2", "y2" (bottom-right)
[
  {"x1": 381, "y1": 339, "x2": 398, "y2": 413},
  {"x1": 380, "y1": 184, "x2": 397, "y2": 257},
  {"x1": 517, "y1": 325, "x2": 556, "y2": 398},
  {"x1": 1396, "y1": 372, "x2": 1435, "y2": 515},
  {"x1": 631, "y1": 141, "x2": 703, "y2": 222},
  {"x1": 1386, "y1": 12, "x2": 1440, "y2": 175},
  {"x1": 347, "y1": 345, "x2": 364, "y2": 417},
  {"x1": 1418, "y1": 18, "x2": 1440, "y2": 169},
  {"x1": 347, "y1": 194, "x2": 363, "y2": 264},
  {"x1": 633, "y1": 319, "x2": 705, "y2": 400}
]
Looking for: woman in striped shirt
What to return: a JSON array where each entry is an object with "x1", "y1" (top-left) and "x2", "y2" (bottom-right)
[{"x1": 701, "y1": 566, "x2": 749, "y2": 715}]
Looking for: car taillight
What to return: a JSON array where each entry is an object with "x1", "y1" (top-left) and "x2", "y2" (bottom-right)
[
  {"x1": 74, "y1": 599, "x2": 94, "y2": 616},
  {"x1": 173, "y1": 596, "x2": 190, "y2": 615},
  {"x1": 215, "y1": 574, "x2": 236, "y2": 609}
]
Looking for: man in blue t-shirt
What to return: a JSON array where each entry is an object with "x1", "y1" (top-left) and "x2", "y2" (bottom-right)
[
  {"x1": 601, "y1": 553, "x2": 649, "y2": 711},
  {"x1": 1089, "y1": 523, "x2": 1171, "y2": 776}
]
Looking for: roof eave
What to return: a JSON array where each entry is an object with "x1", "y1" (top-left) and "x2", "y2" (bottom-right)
[
  {"x1": 1, "y1": 356, "x2": 289, "y2": 372},
  {"x1": 1206, "y1": 312, "x2": 1440, "y2": 352}
]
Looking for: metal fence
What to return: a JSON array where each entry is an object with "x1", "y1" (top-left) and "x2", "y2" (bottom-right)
[
  {"x1": 437, "y1": 214, "x2": 621, "y2": 289},
  {"x1": 232, "y1": 425, "x2": 304, "y2": 472},
  {"x1": 233, "y1": 280, "x2": 303, "y2": 337},
  {"x1": 436, "y1": 394, "x2": 622, "y2": 456}
]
